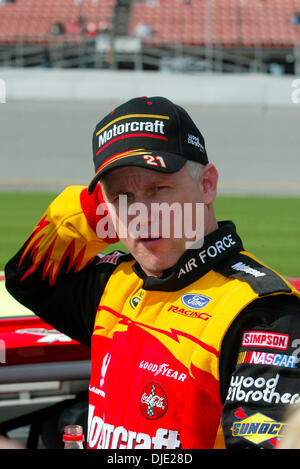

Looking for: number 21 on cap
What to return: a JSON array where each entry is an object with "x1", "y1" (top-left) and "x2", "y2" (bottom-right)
[{"x1": 143, "y1": 155, "x2": 167, "y2": 168}]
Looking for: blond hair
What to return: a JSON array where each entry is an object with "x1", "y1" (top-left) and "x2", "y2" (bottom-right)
[{"x1": 185, "y1": 160, "x2": 204, "y2": 181}]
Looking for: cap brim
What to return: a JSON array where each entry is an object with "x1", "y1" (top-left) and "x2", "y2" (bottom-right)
[{"x1": 87, "y1": 151, "x2": 187, "y2": 193}]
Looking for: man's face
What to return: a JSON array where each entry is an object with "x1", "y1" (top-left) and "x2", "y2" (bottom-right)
[{"x1": 101, "y1": 164, "x2": 216, "y2": 277}]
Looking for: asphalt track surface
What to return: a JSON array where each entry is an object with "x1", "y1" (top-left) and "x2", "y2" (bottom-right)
[{"x1": 1, "y1": 99, "x2": 300, "y2": 195}]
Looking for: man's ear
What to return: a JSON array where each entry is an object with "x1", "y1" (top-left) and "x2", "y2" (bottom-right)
[{"x1": 199, "y1": 163, "x2": 218, "y2": 205}]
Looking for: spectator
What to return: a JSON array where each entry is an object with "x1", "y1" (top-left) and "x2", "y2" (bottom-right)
[
  {"x1": 135, "y1": 22, "x2": 154, "y2": 38},
  {"x1": 86, "y1": 22, "x2": 98, "y2": 38},
  {"x1": 292, "y1": 13, "x2": 300, "y2": 25},
  {"x1": 50, "y1": 22, "x2": 65, "y2": 36},
  {"x1": 145, "y1": 0, "x2": 158, "y2": 6}
]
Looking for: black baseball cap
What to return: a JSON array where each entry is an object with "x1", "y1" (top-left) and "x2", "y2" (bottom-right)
[{"x1": 88, "y1": 96, "x2": 209, "y2": 193}]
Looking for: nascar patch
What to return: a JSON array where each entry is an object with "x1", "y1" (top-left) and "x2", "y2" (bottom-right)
[
  {"x1": 237, "y1": 350, "x2": 297, "y2": 369},
  {"x1": 241, "y1": 331, "x2": 289, "y2": 350}
]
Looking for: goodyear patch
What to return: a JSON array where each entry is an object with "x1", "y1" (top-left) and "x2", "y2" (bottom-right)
[{"x1": 231, "y1": 408, "x2": 286, "y2": 446}]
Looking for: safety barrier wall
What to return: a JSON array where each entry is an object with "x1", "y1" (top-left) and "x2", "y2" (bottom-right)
[{"x1": 1, "y1": 68, "x2": 299, "y2": 107}]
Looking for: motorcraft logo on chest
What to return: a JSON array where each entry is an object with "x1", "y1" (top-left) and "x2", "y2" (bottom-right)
[
  {"x1": 139, "y1": 381, "x2": 168, "y2": 419},
  {"x1": 88, "y1": 405, "x2": 181, "y2": 449}
]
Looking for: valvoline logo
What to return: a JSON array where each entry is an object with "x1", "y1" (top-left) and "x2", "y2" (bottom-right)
[{"x1": 181, "y1": 294, "x2": 211, "y2": 310}]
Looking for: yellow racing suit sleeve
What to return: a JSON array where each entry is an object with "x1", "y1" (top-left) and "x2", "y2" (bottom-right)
[
  {"x1": 5, "y1": 185, "x2": 120, "y2": 346},
  {"x1": 18, "y1": 184, "x2": 118, "y2": 285}
]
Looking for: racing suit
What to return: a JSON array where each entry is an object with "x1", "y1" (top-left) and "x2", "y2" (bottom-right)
[{"x1": 5, "y1": 185, "x2": 300, "y2": 449}]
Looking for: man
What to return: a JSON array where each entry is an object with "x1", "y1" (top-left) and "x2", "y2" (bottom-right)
[{"x1": 5, "y1": 96, "x2": 300, "y2": 449}]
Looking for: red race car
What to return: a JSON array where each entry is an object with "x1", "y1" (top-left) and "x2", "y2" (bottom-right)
[{"x1": 0, "y1": 272, "x2": 90, "y2": 449}]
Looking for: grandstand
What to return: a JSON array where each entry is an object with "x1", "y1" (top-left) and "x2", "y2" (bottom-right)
[
  {"x1": 0, "y1": 0, "x2": 116, "y2": 43},
  {"x1": 0, "y1": 0, "x2": 300, "y2": 73},
  {"x1": 130, "y1": 0, "x2": 300, "y2": 48}
]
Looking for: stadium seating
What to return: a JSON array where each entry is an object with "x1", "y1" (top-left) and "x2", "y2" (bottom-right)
[
  {"x1": 0, "y1": 0, "x2": 299, "y2": 47},
  {"x1": 0, "y1": 0, "x2": 117, "y2": 44},
  {"x1": 129, "y1": 0, "x2": 300, "y2": 47}
]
